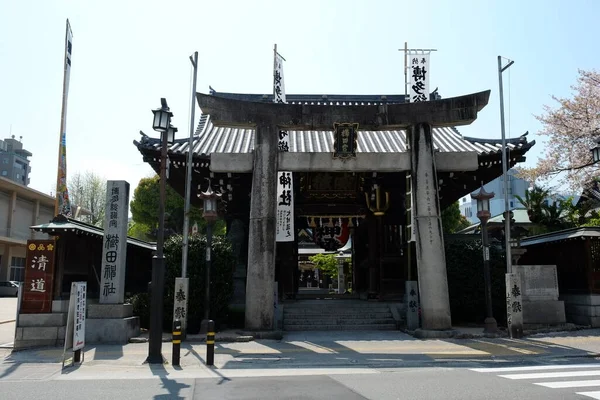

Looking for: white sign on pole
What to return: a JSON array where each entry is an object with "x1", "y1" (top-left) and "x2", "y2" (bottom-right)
[
  {"x1": 73, "y1": 282, "x2": 87, "y2": 351},
  {"x1": 173, "y1": 278, "x2": 189, "y2": 334},
  {"x1": 62, "y1": 281, "x2": 86, "y2": 367},
  {"x1": 100, "y1": 180, "x2": 130, "y2": 304},
  {"x1": 409, "y1": 53, "x2": 429, "y2": 103}
]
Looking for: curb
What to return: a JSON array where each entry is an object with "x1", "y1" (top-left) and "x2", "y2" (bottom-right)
[
  {"x1": 129, "y1": 335, "x2": 256, "y2": 344},
  {"x1": 0, "y1": 320, "x2": 15, "y2": 325}
]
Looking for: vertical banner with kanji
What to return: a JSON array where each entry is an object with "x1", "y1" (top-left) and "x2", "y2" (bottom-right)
[
  {"x1": 409, "y1": 53, "x2": 429, "y2": 103},
  {"x1": 73, "y1": 282, "x2": 86, "y2": 350},
  {"x1": 100, "y1": 180, "x2": 130, "y2": 304},
  {"x1": 22, "y1": 240, "x2": 56, "y2": 314},
  {"x1": 273, "y1": 48, "x2": 294, "y2": 242}
]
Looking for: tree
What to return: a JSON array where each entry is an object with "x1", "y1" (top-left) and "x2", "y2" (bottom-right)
[
  {"x1": 519, "y1": 69, "x2": 600, "y2": 189},
  {"x1": 129, "y1": 175, "x2": 225, "y2": 240},
  {"x1": 441, "y1": 201, "x2": 472, "y2": 233},
  {"x1": 309, "y1": 253, "x2": 338, "y2": 279},
  {"x1": 514, "y1": 186, "x2": 550, "y2": 224},
  {"x1": 68, "y1": 171, "x2": 107, "y2": 226}
]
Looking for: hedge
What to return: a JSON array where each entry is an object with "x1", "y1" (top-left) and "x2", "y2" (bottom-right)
[
  {"x1": 130, "y1": 233, "x2": 234, "y2": 333},
  {"x1": 445, "y1": 236, "x2": 507, "y2": 326}
]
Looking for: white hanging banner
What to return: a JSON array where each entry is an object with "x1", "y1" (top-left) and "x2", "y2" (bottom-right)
[
  {"x1": 276, "y1": 170, "x2": 294, "y2": 242},
  {"x1": 273, "y1": 53, "x2": 286, "y2": 103},
  {"x1": 273, "y1": 46, "x2": 294, "y2": 242},
  {"x1": 409, "y1": 53, "x2": 429, "y2": 102}
]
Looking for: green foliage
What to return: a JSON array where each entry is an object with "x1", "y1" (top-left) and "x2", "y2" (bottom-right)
[
  {"x1": 441, "y1": 202, "x2": 472, "y2": 233},
  {"x1": 162, "y1": 233, "x2": 234, "y2": 333},
  {"x1": 445, "y1": 238, "x2": 507, "y2": 325},
  {"x1": 515, "y1": 186, "x2": 550, "y2": 225},
  {"x1": 516, "y1": 187, "x2": 600, "y2": 233},
  {"x1": 128, "y1": 292, "x2": 150, "y2": 329},
  {"x1": 309, "y1": 253, "x2": 338, "y2": 278},
  {"x1": 130, "y1": 175, "x2": 227, "y2": 239},
  {"x1": 127, "y1": 221, "x2": 151, "y2": 241}
]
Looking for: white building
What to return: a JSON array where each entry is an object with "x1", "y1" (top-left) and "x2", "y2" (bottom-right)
[
  {"x1": 459, "y1": 169, "x2": 530, "y2": 224},
  {"x1": 0, "y1": 177, "x2": 54, "y2": 281}
]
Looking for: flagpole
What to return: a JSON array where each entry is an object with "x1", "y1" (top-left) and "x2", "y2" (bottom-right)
[
  {"x1": 55, "y1": 19, "x2": 72, "y2": 216},
  {"x1": 273, "y1": 44, "x2": 277, "y2": 98},
  {"x1": 181, "y1": 51, "x2": 198, "y2": 280}
]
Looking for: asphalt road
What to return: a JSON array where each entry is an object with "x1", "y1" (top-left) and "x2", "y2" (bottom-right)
[{"x1": 3, "y1": 364, "x2": 600, "y2": 399}]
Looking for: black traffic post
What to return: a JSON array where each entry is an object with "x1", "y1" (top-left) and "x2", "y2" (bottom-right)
[
  {"x1": 172, "y1": 319, "x2": 182, "y2": 366},
  {"x1": 206, "y1": 320, "x2": 215, "y2": 366}
]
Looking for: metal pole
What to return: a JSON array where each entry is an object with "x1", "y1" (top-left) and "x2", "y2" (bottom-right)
[
  {"x1": 147, "y1": 127, "x2": 169, "y2": 364},
  {"x1": 498, "y1": 56, "x2": 514, "y2": 273},
  {"x1": 202, "y1": 220, "x2": 213, "y2": 328},
  {"x1": 481, "y1": 219, "x2": 497, "y2": 334},
  {"x1": 182, "y1": 51, "x2": 198, "y2": 279}
]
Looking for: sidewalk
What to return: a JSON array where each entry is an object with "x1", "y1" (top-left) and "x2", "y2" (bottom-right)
[{"x1": 4, "y1": 328, "x2": 600, "y2": 377}]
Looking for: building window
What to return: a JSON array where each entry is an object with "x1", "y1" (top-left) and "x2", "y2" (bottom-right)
[
  {"x1": 16, "y1": 173, "x2": 20, "y2": 179},
  {"x1": 510, "y1": 201, "x2": 513, "y2": 208},
  {"x1": 10, "y1": 257, "x2": 26, "y2": 282},
  {"x1": 2, "y1": 158, "x2": 7, "y2": 164}
]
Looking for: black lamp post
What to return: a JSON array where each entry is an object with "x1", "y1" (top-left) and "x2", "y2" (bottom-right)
[
  {"x1": 146, "y1": 98, "x2": 175, "y2": 364},
  {"x1": 471, "y1": 185, "x2": 498, "y2": 334},
  {"x1": 198, "y1": 179, "x2": 221, "y2": 333}
]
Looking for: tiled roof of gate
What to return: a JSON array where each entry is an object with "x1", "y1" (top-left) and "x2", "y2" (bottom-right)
[
  {"x1": 136, "y1": 114, "x2": 533, "y2": 157},
  {"x1": 134, "y1": 92, "x2": 535, "y2": 157}
]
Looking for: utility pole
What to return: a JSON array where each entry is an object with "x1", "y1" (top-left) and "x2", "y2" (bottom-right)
[{"x1": 498, "y1": 56, "x2": 514, "y2": 273}]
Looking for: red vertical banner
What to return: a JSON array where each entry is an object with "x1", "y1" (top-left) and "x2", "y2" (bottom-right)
[{"x1": 22, "y1": 240, "x2": 56, "y2": 314}]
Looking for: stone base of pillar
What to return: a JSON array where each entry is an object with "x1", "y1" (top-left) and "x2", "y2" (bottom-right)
[
  {"x1": 413, "y1": 328, "x2": 459, "y2": 339},
  {"x1": 483, "y1": 317, "x2": 498, "y2": 335}
]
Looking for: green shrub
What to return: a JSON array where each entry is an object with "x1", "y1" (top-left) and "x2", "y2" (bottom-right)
[
  {"x1": 129, "y1": 292, "x2": 150, "y2": 329},
  {"x1": 162, "y1": 233, "x2": 235, "y2": 333},
  {"x1": 445, "y1": 237, "x2": 507, "y2": 326}
]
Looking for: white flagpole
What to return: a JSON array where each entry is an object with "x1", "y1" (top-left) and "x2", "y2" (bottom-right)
[{"x1": 181, "y1": 51, "x2": 198, "y2": 279}]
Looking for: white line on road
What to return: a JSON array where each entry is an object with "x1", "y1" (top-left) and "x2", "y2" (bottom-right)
[
  {"x1": 471, "y1": 364, "x2": 600, "y2": 373},
  {"x1": 535, "y1": 380, "x2": 600, "y2": 389},
  {"x1": 501, "y1": 338, "x2": 551, "y2": 349},
  {"x1": 576, "y1": 391, "x2": 600, "y2": 399},
  {"x1": 500, "y1": 370, "x2": 600, "y2": 380}
]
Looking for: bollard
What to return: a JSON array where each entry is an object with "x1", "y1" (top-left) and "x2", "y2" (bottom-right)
[
  {"x1": 206, "y1": 320, "x2": 215, "y2": 366},
  {"x1": 172, "y1": 319, "x2": 182, "y2": 366}
]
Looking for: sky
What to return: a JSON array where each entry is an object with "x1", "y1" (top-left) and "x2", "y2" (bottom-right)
[{"x1": 1, "y1": 0, "x2": 599, "y2": 199}]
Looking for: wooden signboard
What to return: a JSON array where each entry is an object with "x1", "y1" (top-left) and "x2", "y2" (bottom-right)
[{"x1": 21, "y1": 240, "x2": 56, "y2": 314}]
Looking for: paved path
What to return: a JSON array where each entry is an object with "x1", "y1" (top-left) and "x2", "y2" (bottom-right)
[{"x1": 0, "y1": 298, "x2": 17, "y2": 323}]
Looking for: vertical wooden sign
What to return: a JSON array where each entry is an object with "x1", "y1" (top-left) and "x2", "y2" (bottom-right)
[{"x1": 22, "y1": 240, "x2": 56, "y2": 314}]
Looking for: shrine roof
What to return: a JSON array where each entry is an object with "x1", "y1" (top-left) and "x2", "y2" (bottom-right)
[
  {"x1": 135, "y1": 114, "x2": 534, "y2": 158},
  {"x1": 520, "y1": 227, "x2": 600, "y2": 247},
  {"x1": 30, "y1": 216, "x2": 156, "y2": 251}
]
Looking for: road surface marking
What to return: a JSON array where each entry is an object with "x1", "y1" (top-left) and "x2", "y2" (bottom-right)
[
  {"x1": 500, "y1": 370, "x2": 600, "y2": 380},
  {"x1": 471, "y1": 363, "x2": 600, "y2": 373},
  {"x1": 536, "y1": 379, "x2": 600, "y2": 389},
  {"x1": 576, "y1": 391, "x2": 600, "y2": 399}
]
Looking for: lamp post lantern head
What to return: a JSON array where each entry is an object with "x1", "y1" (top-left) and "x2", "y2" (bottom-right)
[
  {"x1": 151, "y1": 98, "x2": 173, "y2": 133},
  {"x1": 167, "y1": 124, "x2": 177, "y2": 145},
  {"x1": 471, "y1": 184, "x2": 495, "y2": 222},
  {"x1": 592, "y1": 139, "x2": 600, "y2": 164},
  {"x1": 198, "y1": 180, "x2": 222, "y2": 222}
]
